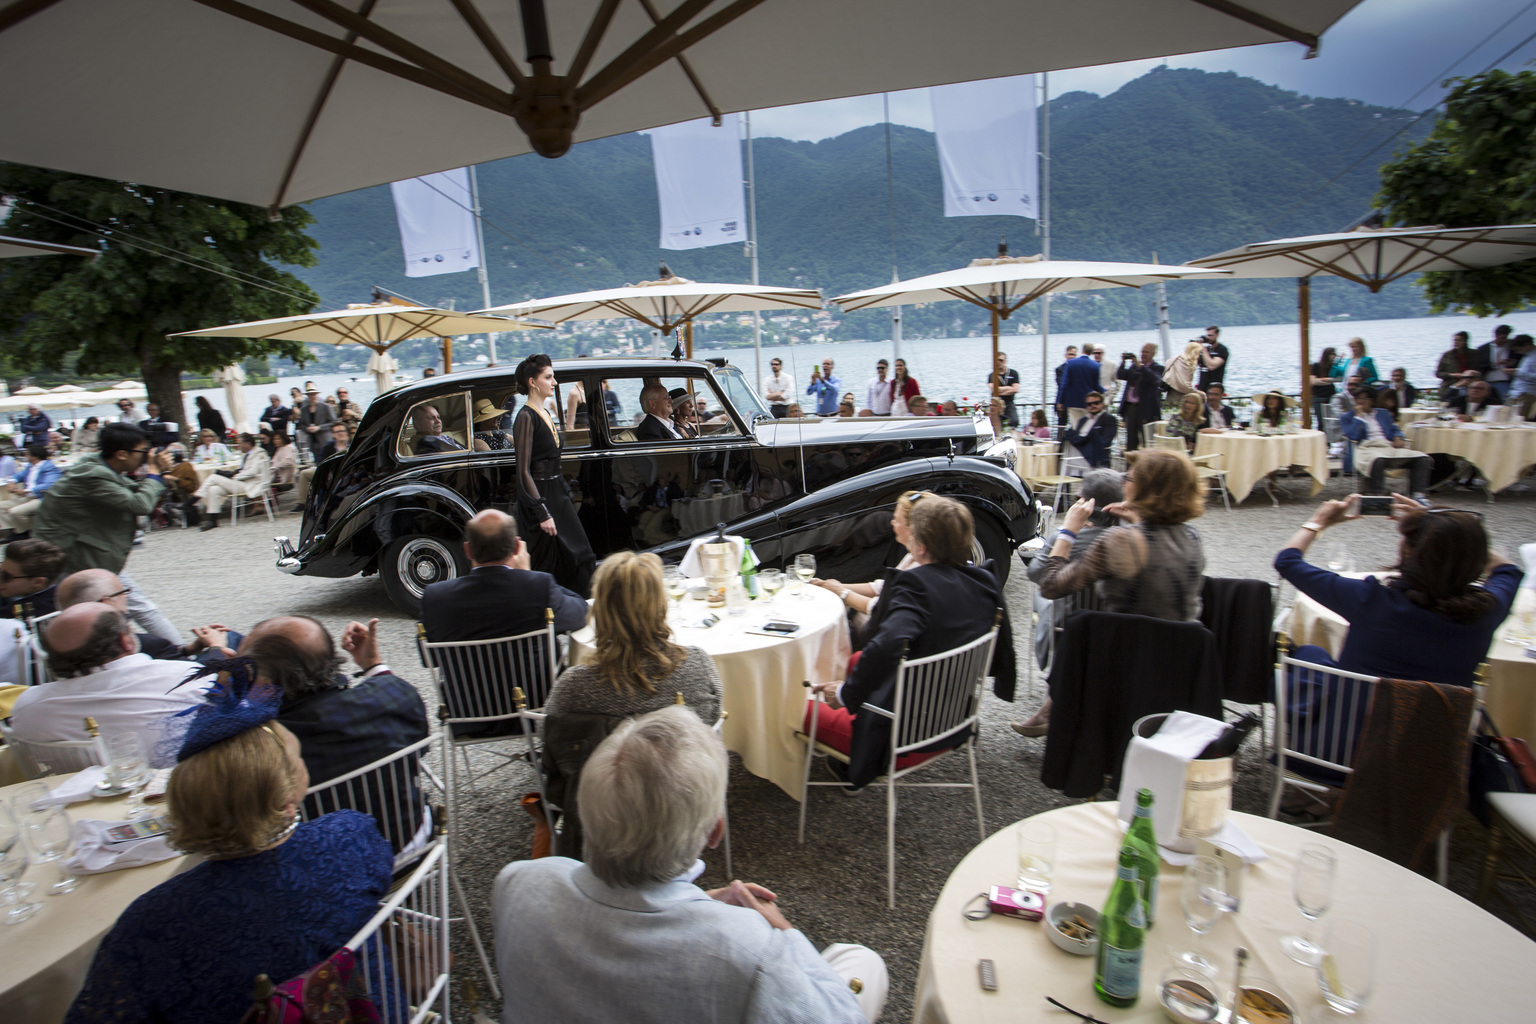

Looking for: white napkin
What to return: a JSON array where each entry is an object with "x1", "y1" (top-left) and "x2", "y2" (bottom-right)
[
  {"x1": 1117, "y1": 712, "x2": 1228, "y2": 850},
  {"x1": 1159, "y1": 821, "x2": 1269, "y2": 867},
  {"x1": 1520, "y1": 543, "x2": 1536, "y2": 589},
  {"x1": 36, "y1": 765, "x2": 110, "y2": 807},
  {"x1": 65, "y1": 817, "x2": 180, "y2": 874},
  {"x1": 678, "y1": 535, "x2": 759, "y2": 578}
]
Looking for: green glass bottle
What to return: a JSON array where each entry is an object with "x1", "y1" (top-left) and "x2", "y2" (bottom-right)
[
  {"x1": 1094, "y1": 845, "x2": 1146, "y2": 1008},
  {"x1": 739, "y1": 539, "x2": 759, "y2": 599},
  {"x1": 1125, "y1": 787, "x2": 1160, "y2": 928}
]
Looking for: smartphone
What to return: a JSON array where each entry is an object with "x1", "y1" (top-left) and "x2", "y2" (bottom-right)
[
  {"x1": 106, "y1": 817, "x2": 170, "y2": 844},
  {"x1": 762, "y1": 620, "x2": 801, "y2": 635},
  {"x1": 1357, "y1": 495, "x2": 1393, "y2": 516}
]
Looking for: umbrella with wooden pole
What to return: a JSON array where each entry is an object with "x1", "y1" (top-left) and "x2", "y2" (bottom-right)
[
  {"x1": 477, "y1": 264, "x2": 822, "y2": 360},
  {"x1": 0, "y1": 234, "x2": 96, "y2": 259},
  {"x1": 831, "y1": 245, "x2": 1229, "y2": 430},
  {"x1": 1186, "y1": 223, "x2": 1536, "y2": 426}
]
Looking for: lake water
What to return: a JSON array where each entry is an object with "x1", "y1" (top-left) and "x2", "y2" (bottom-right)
[{"x1": 22, "y1": 310, "x2": 1536, "y2": 430}]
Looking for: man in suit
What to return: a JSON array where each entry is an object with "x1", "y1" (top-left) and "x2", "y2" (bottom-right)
[
  {"x1": 137, "y1": 402, "x2": 177, "y2": 447},
  {"x1": 492, "y1": 706, "x2": 885, "y2": 1024},
  {"x1": 195, "y1": 432, "x2": 271, "y2": 530},
  {"x1": 1202, "y1": 383, "x2": 1237, "y2": 431},
  {"x1": 1052, "y1": 344, "x2": 1078, "y2": 425},
  {"x1": 1449, "y1": 379, "x2": 1504, "y2": 420},
  {"x1": 1116, "y1": 343, "x2": 1164, "y2": 451},
  {"x1": 1056, "y1": 348, "x2": 1102, "y2": 423},
  {"x1": 0, "y1": 538, "x2": 64, "y2": 620},
  {"x1": 421, "y1": 510, "x2": 588, "y2": 644},
  {"x1": 635, "y1": 383, "x2": 682, "y2": 441},
  {"x1": 1381, "y1": 367, "x2": 1419, "y2": 410},
  {"x1": 410, "y1": 403, "x2": 466, "y2": 454},
  {"x1": 1061, "y1": 392, "x2": 1117, "y2": 469}
]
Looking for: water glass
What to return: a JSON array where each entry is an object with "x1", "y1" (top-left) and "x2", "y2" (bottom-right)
[
  {"x1": 0, "y1": 806, "x2": 41, "y2": 924},
  {"x1": 1014, "y1": 820, "x2": 1055, "y2": 894},
  {"x1": 1315, "y1": 921, "x2": 1376, "y2": 1015},
  {"x1": 106, "y1": 733, "x2": 151, "y2": 818},
  {"x1": 24, "y1": 810, "x2": 79, "y2": 896},
  {"x1": 757, "y1": 568, "x2": 783, "y2": 603},
  {"x1": 662, "y1": 566, "x2": 688, "y2": 614},
  {"x1": 1281, "y1": 843, "x2": 1336, "y2": 966},
  {"x1": 1159, "y1": 964, "x2": 1221, "y2": 1023},
  {"x1": 1176, "y1": 855, "x2": 1228, "y2": 974}
]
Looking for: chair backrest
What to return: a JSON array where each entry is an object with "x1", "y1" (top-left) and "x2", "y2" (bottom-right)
[
  {"x1": 304, "y1": 734, "x2": 435, "y2": 868},
  {"x1": 0, "y1": 719, "x2": 102, "y2": 778},
  {"x1": 1152, "y1": 435, "x2": 1185, "y2": 451},
  {"x1": 417, "y1": 614, "x2": 559, "y2": 722},
  {"x1": 888, "y1": 625, "x2": 1000, "y2": 756},
  {"x1": 1, "y1": 620, "x2": 31, "y2": 686},
  {"x1": 347, "y1": 842, "x2": 450, "y2": 1020},
  {"x1": 1142, "y1": 420, "x2": 1167, "y2": 447},
  {"x1": 1274, "y1": 653, "x2": 1382, "y2": 780}
]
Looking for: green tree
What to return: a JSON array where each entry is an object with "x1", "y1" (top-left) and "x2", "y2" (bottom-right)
[
  {"x1": 1377, "y1": 69, "x2": 1536, "y2": 315},
  {"x1": 0, "y1": 164, "x2": 319, "y2": 435}
]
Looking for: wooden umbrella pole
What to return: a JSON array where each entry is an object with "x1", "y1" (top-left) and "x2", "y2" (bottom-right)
[
  {"x1": 442, "y1": 334, "x2": 453, "y2": 374},
  {"x1": 990, "y1": 305, "x2": 1003, "y2": 435},
  {"x1": 1297, "y1": 277, "x2": 1312, "y2": 429},
  {"x1": 685, "y1": 319, "x2": 694, "y2": 359}
]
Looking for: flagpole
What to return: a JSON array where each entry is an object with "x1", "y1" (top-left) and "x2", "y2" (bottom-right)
[
  {"x1": 1153, "y1": 250, "x2": 1173, "y2": 363},
  {"x1": 885, "y1": 93, "x2": 903, "y2": 366},
  {"x1": 468, "y1": 164, "x2": 496, "y2": 365},
  {"x1": 1039, "y1": 73, "x2": 1052, "y2": 419},
  {"x1": 745, "y1": 111, "x2": 762, "y2": 385}
]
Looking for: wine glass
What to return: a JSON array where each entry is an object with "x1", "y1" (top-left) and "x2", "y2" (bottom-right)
[
  {"x1": 1281, "y1": 843, "x2": 1336, "y2": 966},
  {"x1": 662, "y1": 566, "x2": 688, "y2": 614},
  {"x1": 22, "y1": 808, "x2": 79, "y2": 896},
  {"x1": 1176, "y1": 855, "x2": 1229, "y2": 974},
  {"x1": 0, "y1": 806, "x2": 41, "y2": 924},
  {"x1": 106, "y1": 734, "x2": 150, "y2": 818},
  {"x1": 793, "y1": 554, "x2": 817, "y2": 599},
  {"x1": 758, "y1": 568, "x2": 783, "y2": 603},
  {"x1": 1314, "y1": 920, "x2": 1376, "y2": 1017}
]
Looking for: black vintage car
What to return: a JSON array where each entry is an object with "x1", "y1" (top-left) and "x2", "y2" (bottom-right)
[{"x1": 275, "y1": 357, "x2": 1038, "y2": 612}]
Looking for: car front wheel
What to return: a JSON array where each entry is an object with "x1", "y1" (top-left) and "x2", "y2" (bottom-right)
[
  {"x1": 381, "y1": 535, "x2": 466, "y2": 615},
  {"x1": 971, "y1": 514, "x2": 1013, "y2": 584}
]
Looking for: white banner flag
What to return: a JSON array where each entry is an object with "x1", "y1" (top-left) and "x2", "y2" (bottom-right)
[
  {"x1": 650, "y1": 114, "x2": 746, "y2": 250},
  {"x1": 931, "y1": 75, "x2": 1038, "y2": 219},
  {"x1": 390, "y1": 167, "x2": 481, "y2": 278}
]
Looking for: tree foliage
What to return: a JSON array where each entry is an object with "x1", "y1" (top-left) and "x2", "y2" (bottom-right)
[
  {"x1": 1377, "y1": 69, "x2": 1536, "y2": 315},
  {"x1": 0, "y1": 164, "x2": 319, "y2": 431}
]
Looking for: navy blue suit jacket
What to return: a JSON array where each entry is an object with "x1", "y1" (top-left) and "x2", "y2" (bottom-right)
[
  {"x1": 1063, "y1": 411, "x2": 1118, "y2": 468},
  {"x1": 1057, "y1": 355, "x2": 1104, "y2": 411},
  {"x1": 421, "y1": 565, "x2": 588, "y2": 642}
]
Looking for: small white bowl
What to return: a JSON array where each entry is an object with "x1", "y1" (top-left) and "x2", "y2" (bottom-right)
[{"x1": 1045, "y1": 901, "x2": 1099, "y2": 956}]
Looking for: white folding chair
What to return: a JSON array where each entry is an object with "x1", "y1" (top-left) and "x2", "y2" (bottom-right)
[
  {"x1": 342, "y1": 843, "x2": 452, "y2": 1024},
  {"x1": 712, "y1": 710, "x2": 732, "y2": 880},
  {"x1": 0, "y1": 720, "x2": 102, "y2": 778},
  {"x1": 230, "y1": 483, "x2": 276, "y2": 525},
  {"x1": 800, "y1": 623, "x2": 1000, "y2": 907},
  {"x1": 303, "y1": 735, "x2": 439, "y2": 874}
]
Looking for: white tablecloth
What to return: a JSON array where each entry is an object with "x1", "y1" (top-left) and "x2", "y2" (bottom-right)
[
  {"x1": 569, "y1": 585, "x2": 851, "y2": 799},
  {"x1": 1409, "y1": 422, "x2": 1536, "y2": 493},
  {"x1": 0, "y1": 775, "x2": 196, "y2": 1024},
  {"x1": 1395, "y1": 408, "x2": 1441, "y2": 427},
  {"x1": 1289, "y1": 582, "x2": 1536, "y2": 744},
  {"x1": 1193, "y1": 429, "x2": 1329, "y2": 504},
  {"x1": 914, "y1": 802, "x2": 1536, "y2": 1024},
  {"x1": 1011, "y1": 440, "x2": 1061, "y2": 483}
]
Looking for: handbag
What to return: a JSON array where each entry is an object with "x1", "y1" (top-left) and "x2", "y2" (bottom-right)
[
  {"x1": 1468, "y1": 708, "x2": 1536, "y2": 825},
  {"x1": 238, "y1": 949, "x2": 381, "y2": 1024}
]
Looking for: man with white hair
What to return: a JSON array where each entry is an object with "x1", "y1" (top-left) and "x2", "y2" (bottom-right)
[{"x1": 492, "y1": 706, "x2": 887, "y2": 1024}]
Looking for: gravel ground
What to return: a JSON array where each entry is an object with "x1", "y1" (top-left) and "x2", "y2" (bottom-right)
[{"x1": 117, "y1": 472, "x2": 1536, "y2": 1021}]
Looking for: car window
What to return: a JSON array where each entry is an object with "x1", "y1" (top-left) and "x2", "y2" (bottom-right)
[
  {"x1": 606, "y1": 376, "x2": 744, "y2": 444},
  {"x1": 552, "y1": 378, "x2": 594, "y2": 450},
  {"x1": 715, "y1": 365, "x2": 769, "y2": 423},
  {"x1": 465, "y1": 387, "x2": 518, "y2": 452},
  {"x1": 398, "y1": 393, "x2": 471, "y2": 459}
]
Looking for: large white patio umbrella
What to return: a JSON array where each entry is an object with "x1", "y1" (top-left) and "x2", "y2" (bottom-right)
[
  {"x1": 478, "y1": 268, "x2": 823, "y2": 361},
  {"x1": 0, "y1": 1, "x2": 1361, "y2": 208},
  {"x1": 215, "y1": 364, "x2": 250, "y2": 433},
  {"x1": 832, "y1": 251, "x2": 1230, "y2": 421},
  {"x1": 0, "y1": 234, "x2": 96, "y2": 259},
  {"x1": 1187, "y1": 223, "x2": 1536, "y2": 425},
  {"x1": 170, "y1": 302, "x2": 548, "y2": 376}
]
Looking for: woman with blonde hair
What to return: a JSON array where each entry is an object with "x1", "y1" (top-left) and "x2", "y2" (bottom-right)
[
  {"x1": 1165, "y1": 391, "x2": 1206, "y2": 451},
  {"x1": 66, "y1": 669, "x2": 392, "y2": 1024},
  {"x1": 1161, "y1": 340, "x2": 1216, "y2": 397}
]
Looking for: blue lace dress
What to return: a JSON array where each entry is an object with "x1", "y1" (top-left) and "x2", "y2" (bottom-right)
[{"x1": 65, "y1": 810, "x2": 392, "y2": 1024}]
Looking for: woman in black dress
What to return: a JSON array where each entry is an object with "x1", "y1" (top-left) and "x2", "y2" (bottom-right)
[
  {"x1": 513, "y1": 354, "x2": 596, "y2": 595},
  {"x1": 194, "y1": 396, "x2": 227, "y2": 439}
]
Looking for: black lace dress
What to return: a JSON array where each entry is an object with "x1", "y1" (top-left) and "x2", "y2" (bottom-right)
[{"x1": 514, "y1": 403, "x2": 595, "y2": 595}]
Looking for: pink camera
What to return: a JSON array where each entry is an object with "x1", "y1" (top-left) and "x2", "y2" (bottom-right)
[{"x1": 986, "y1": 885, "x2": 1045, "y2": 921}]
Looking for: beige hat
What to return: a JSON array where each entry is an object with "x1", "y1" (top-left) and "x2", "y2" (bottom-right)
[
  {"x1": 472, "y1": 398, "x2": 505, "y2": 424},
  {"x1": 1251, "y1": 391, "x2": 1297, "y2": 409}
]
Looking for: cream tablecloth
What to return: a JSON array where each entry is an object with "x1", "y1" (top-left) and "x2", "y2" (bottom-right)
[
  {"x1": 1011, "y1": 440, "x2": 1061, "y2": 483},
  {"x1": 569, "y1": 584, "x2": 851, "y2": 799},
  {"x1": 1192, "y1": 429, "x2": 1329, "y2": 504},
  {"x1": 1395, "y1": 407, "x2": 1441, "y2": 427},
  {"x1": 1289, "y1": 581, "x2": 1536, "y2": 743},
  {"x1": 0, "y1": 775, "x2": 196, "y2": 1024},
  {"x1": 1409, "y1": 422, "x2": 1536, "y2": 494},
  {"x1": 914, "y1": 802, "x2": 1536, "y2": 1024}
]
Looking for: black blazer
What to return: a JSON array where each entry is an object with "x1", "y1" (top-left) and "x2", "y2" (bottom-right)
[
  {"x1": 635, "y1": 415, "x2": 677, "y2": 442},
  {"x1": 421, "y1": 566, "x2": 589, "y2": 647},
  {"x1": 1062, "y1": 412, "x2": 1118, "y2": 468},
  {"x1": 842, "y1": 562, "x2": 1002, "y2": 787},
  {"x1": 413, "y1": 434, "x2": 465, "y2": 455},
  {"x1": 1116, "y1": 360, "x2": 1164, "y2": 416}
]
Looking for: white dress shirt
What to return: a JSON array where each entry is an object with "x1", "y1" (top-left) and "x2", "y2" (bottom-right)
[
  {"x1": 865, "y1": 376, "x2": 893, "y2": 415},
  {"x1": 761, "y1": 372, "x2": 794, "y2": 405},
  {"x1": 10, "y1": 653, "x2": 212, "y2": 766}
]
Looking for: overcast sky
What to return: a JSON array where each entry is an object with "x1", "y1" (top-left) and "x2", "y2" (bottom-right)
[{"x1": 744, "y1": 0, "x2": 1536, "y2": 141}]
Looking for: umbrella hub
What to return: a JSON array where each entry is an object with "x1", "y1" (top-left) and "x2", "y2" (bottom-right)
[
  {"x1": 968, "y1": 254, "x2": 1043, "y2": 267},
  {"x1": 632, "y1": 275, "x2": 697, "y2": 288},
  {"x1": 512, "y1": 70, "x2": 579, "y2": 159}
]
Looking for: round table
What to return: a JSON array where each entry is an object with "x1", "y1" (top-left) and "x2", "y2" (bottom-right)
[
  {"x1": 0, "y1": 774, "x2": 195, "y2": 1024},
  {"x1": 1408, "y1": 422, "x2": 1536, "y2": 494},
  {"x1": 568, "y1": 583, "x2": 851, "y2": 799},
  {"x1": 1192, "y1": 429, "x2": 1329, "y2": 504},
  {"x1": 1288, "y1": 579, "x2": 1536, "y2": 748},
  {"x1": 914, "y1": 802, "x2": 1536, "y2": 1024},
  {"x1": 1010, "y1": 440, "x2": 1061, "y2": 484},
  {"x1": 1395, "y1": 408, "x2": 1442, "y2": 427}
]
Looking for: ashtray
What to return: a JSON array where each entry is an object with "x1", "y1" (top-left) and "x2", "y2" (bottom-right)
[
  {"x1": 1044, "y1": 901, "x2": 1098, "y2": 956},
  {"x1": 93, "y1": 778, "x2": 134, "y2": 798}
]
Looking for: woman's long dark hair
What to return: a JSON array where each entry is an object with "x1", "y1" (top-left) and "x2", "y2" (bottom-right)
[
  {"x1": 1394, "y1": 510, "x2": 1496, "y2": 623},
  {"x1": 514, "y1": 353, "x2": 552, "y2": 396},
  {"x1": 1313, "y1": 347, "x2": 1337, "y2": 377},
  {"x1": 1259, "y1": 393, "x2": 1286, "y2": 427}
]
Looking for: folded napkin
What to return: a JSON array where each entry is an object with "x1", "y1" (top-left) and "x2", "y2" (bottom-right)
[
  {"x1": 66, "y1": 817, "x2": 180, "y2": 875},
  {"x1": 1118, "y1": 711, "x2": 1228, "y2": 852},
  {"x1": 35, "y1": 765, "x2": 110, "y2": 807},
  {"x1": 1159, "y1": 821, "x2": 1268, "y2": 867},
  {"x1": 678, "y1": 534, "x2": 759, "y2": 578}
]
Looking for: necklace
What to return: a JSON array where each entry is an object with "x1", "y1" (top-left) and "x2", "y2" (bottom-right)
[{"x1": 264, "y1": 812, "x2": 300, "y2": 849}]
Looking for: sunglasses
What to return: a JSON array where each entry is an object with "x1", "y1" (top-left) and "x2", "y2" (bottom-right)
[
  {"x1": 1425, "y1": 506, "x2": 1483, "y2": 520},
  {"x1": 0, "y1": 571, "x2": 39, "y2": 584},
  {"x1": 901, "y1": 490, "x2": 928, "y2": 505}
]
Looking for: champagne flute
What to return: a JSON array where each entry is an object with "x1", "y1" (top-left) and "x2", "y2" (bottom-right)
[
  {"x1": 1176, "y1": 855, "x2": 1228, "y2": 974},
  {"x1": 1281, "y1": 843, "x2": 1336, "y2": 966},
  {"x1": 793, "y1": 554, "x2": 817, "y2": 599},
  {"x1": 1315, "y1": 920, "x2": 1376, "y2": 1016},
  {"x1": 106, "y1": 734, "x2": 150, "y2": 818},
  {"x1": 758, "y1": 568, "x2": 783, "y2": 603},
  {"x1": 23, "y1": 808, "x2": 79, "y2": 896},
  {"x1": 0, "y1": 806, "x2": 41, "y2": 924}
]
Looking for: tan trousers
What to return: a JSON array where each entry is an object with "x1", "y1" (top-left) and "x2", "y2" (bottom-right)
[
  {"x1": 199, "y1": 476, "x2": 249, "y2": 514},
  {"x1": 0, "y1": 496, "x2": 41, "y2": 533},
  {"x1": 294, "y1": 466, "x2": 317, "y2": 505}
]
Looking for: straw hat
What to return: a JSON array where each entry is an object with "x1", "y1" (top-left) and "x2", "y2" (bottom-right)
[
  {"x1": 1251, "y1": 391, "x2": 1296, "y2": 408},
  {"x1": 669, "y1": 388, "x2": 693, "y2": 414},
  {"x1": 472, "y1": 398, "x2": 505, "y2": 424}
]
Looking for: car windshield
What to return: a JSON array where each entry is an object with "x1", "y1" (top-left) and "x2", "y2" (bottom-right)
[{"x1": 714, "y1": 365, "x2": 769, "y2": 423}]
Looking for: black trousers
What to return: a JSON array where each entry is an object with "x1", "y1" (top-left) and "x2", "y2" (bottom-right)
[{"x1": 520, "y1": 477, "x2": 596, "y2": 597}]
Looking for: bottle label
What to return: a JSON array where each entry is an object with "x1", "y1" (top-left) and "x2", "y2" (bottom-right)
[{"x1": 1100, "y1": 943, "x2": 1142, "y2": 999}]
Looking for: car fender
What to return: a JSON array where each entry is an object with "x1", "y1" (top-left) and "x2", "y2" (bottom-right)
[{"x1": 297, "y1": 479, "x2": 477, "y2": 578}]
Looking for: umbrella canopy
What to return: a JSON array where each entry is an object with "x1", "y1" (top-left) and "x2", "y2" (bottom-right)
[
  {"x1": 215, "y1": 364, "x2": 250, "y2": 434},
  {"x1": 1186, "y1": 224, "x2": 1536, "y2": 424},
  {"x1": 47, "y1": 384, "x2": 86, "y2": 393},
  {"x1": 0, "y1": 234, "x2": 96, "y2": 259},
  {"x1": 0, "y1": 1, "x2": 1361, "y2": 208},
  {"x1": 170, "y1": 302, "x2": 545, "y2": 347},
  {"x1": 367, "y1": 349, "x2": 401, "y2": 396}
]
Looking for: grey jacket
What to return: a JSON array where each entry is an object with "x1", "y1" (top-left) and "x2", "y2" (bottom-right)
[
  {"x1": 33, "y1": 455, "x2": 165, "y2": 575},
  {"x1": 492, "y1": 857, "x2": 865, "y2": 1024}
]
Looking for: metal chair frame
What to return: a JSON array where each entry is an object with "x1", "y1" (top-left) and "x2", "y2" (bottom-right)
[
  {"x1": 342, "y1": 842, "x2": 452, "y2": 1024},
  {"x1": 229, "y1": 483, "x2": 277, "y2": 525},
  {"x1": 0, "y1": 719, "x2": 101, "y2": 778},
  {"x1": 799, "y1": 624, "x2": 1000, "y2": 908},
  {"x1": 1478, "y1": 792, "x2": 1536, "y2": 937},
  {"x1": 303, "y1": 734, "x2": 439, "y2": 874}
]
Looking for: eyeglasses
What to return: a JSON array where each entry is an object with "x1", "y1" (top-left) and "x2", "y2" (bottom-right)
[
  {"x1": 102, "y1": 587, "x2": 132, "y2": 599},
  {"x1": 0, "y1": 571, "x2": 36, "y2": 584},
  {"x1": 130, "y1": 447, "x2": 152, "y2": 456}
]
